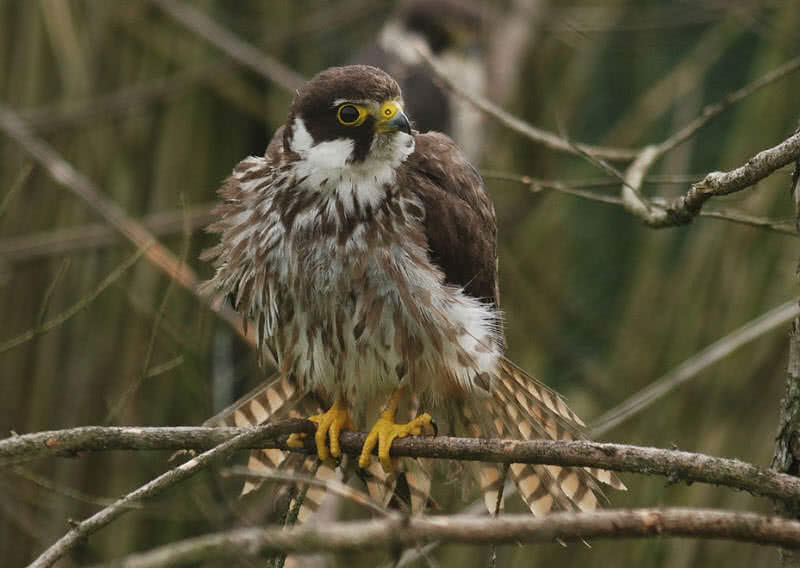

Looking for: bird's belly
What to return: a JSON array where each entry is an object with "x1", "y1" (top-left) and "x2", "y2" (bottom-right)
[{"x1": 271, "y1": 251, "x2": 502, "y2": 422}]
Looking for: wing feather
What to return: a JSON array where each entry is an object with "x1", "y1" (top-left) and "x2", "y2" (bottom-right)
[{"x1": 402, "y1": 132, "x2": 499, "y2": 309}]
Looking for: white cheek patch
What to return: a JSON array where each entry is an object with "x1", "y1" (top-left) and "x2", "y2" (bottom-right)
[
  {"x1": 290, "y1": 117, "x2": 354, "y2": 170},
  {"x1": 287, "y1": 116, "x2": 415, "y2": 223}
]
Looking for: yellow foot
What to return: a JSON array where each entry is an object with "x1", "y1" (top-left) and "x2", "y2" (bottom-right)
[
  {"x1": 358, "y1": 392, "x2": 433, "y2": 472},
  {"x1": 287, "y1": 399, "x2": 354, "y2": 462}
]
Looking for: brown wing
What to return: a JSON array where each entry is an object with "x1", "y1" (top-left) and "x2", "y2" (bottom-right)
[{"x1": 402, "y1": 132, "x2": 499, "y2": 308}]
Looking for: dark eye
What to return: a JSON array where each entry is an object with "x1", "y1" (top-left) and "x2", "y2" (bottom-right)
[{"x1": 337, "y1": 104, "x2": 362, "y2": 126}]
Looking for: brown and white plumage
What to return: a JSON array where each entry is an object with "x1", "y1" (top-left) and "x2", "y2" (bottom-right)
[{"x1": 202, "y1": 65, "x2": 623, "y2": 518}]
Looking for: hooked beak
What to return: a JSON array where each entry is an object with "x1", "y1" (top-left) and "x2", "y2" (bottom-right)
[{"x1": 375, "y1": 101, "x2": 411, "y2": 135}]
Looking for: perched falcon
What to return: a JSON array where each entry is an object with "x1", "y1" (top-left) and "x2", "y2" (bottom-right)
[{"x1": 202, "y1": 65, "x2": 623, "y2": 517}]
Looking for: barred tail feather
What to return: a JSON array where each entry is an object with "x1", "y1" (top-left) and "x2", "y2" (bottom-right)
[
  {"x1": 465, "y1": 360, "x2": 625, "y2": 516},
  {"x1": 495, "y1": 359, "x2": 626, "y2": 492},
  {"x1": 403, "y1": 457, "x2": 433, "y2": 513},
  {"x1": 362, "y1": 460, "x2": 397, "y2": 509},
  {"x1": 402, "y1": 393, "x2": 433, "y2": 513},
  {"x1": 287, "y1": 456, "x2": 339, "y2": 524},
  {"x1": 203, "y1": 374, "x2": 297, "y2": 429},
  {"x1": 462, "y1": 406, "x2": 505, "y2": 513},
  {"x1": 203, "y1": 374, "x2": 322, "y2": 499}
]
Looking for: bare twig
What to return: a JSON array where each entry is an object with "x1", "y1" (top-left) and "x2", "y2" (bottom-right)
[
  {"x1": 0, "y1": 246, "x2": 148, "y2": 354},
  {"x1": 617, "y1": 54, "x2": 800, "y2": 226},
  {"x1": 651, "y1": 130, "x2": 800, "y2": 226},
  {"x1": 604, "y1": 16, "x2": 743, "y2": 143},
  {"x1": 24, "y1": 422, "x2": 313, "y2": 568},
  {"x1": 426, "y1": 44, "x2": 800, "y2": 227},
  {"x1": 149, "y1": 0, "x2": 305, "y2": 92},
  {"x1": 0, "y1": 162, "x2": 33, "y2": 219},
  {"x1": 0, "y1": 203, "x2": 215, "y2": 263},
  {"x1": 656, "y1": 54, "x2": 800, "y2": 158},
  {"x1": 95, "y1": 509, "x2": 800, "y2": 567},
  {"x1": 485, "y1": 171, "x2": 798, "y2": 236},
  {"x1": 104, "y1": 200, "x2": 191, "y2": 424},
  {"x1": 0, "y1": 103, "x2": 257, "y2": 351},
  {"x1": 696, "y1": 209, "x2": 797, "y2": 236},
  {"x1": 591, "y1": 299, "x2": 800, "y2": 436},
  {"x1": 20, "y1": 67, "x2": 215, "y2": 133},
  {"x1": 4, "y1": 423, "x2": 800, "y2": 505},
  {"x1": 223, "y1": 466, "x2": 389, "y2": 518},
  {"x1": 417, "y1": 49, "x2": 638, "y2": 161}
]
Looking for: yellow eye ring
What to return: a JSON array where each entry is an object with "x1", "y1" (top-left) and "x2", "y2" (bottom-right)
[{"x1": 337, "y1": 104, "x2": 366, "y2": 126}]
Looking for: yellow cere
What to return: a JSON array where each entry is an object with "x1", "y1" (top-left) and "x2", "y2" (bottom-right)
[{"x1": 379, "y1": 100, "x2": 400, "y2": 120}]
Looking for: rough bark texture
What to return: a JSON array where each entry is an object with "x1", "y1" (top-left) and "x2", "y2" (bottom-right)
[
  {"x1": 774, "y1": 317, "x2": 800, "y2": 568},
  {"x1": 5, "y1": 423, "x2": 800, "y2": 504}
]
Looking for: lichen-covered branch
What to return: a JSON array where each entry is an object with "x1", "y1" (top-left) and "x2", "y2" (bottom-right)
[
  {"x1": 649, "y1": 130, "x2": 800, "y2": 227},
  {"x1": 94, "y1": 509, "x2": 800, "y2": 568},
  {"x1": 4, "y1": 422, "x2": 800, "y2": 505}
]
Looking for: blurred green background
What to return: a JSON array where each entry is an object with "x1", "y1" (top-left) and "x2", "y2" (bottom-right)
[{"x1": 1, "y1": 1, "x2": 799, "y2": 566}]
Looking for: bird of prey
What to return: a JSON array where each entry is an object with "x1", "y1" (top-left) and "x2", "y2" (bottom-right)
[{"x1": 202, "y1": 64, "x2": 623, "y2": 519}]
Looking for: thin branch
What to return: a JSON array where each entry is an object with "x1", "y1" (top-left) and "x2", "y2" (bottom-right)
[
  {"x1": 0, "y1": 162, "x2": 33, "y2": 218},
  {"x1": 696, "y1": 208, "x2": 797, "y2": 236},
  {"x1": 480, "y1": 171, "x2": 707, "y2": 188},
  {"x1": 486, "y1": 171, "x2": 798, "y2": 237},
  {"x1": 95, "y1": 509, "x2": 800, "y2": 567},
  {"x1": 656, "y1": 53, "x2": 800, "y2": 157},
  {"x1": 223, "y1": 466, "x2": 390, "y2": 518},
  {"x1": 104, "y1": 200, "x2": 191, "y2": 424},
  {"x1": 20, "y1": 67, "x2": 214, "y2": 133},
  {"x1": 617, "y1": 54, "x2": 800, "y2": 226},
  {"x1": 604, "y1": 16, "x2": 743, "y2": 143},
  {"x1": 149, "y1": 0, "x2": 305, "y2": 92},
  {"x1": 3, "y1": 423, "x2": 800, "y2": 505},
  {"x1": 0, "y1": 246, "x2": 149, "y2": 354},
  {"x1": 428, "y1": 43, "x2": 800, "y2": 227},
  {"x1": 591, "y1": 299, "x2": 800, "y2": 436},
  {"x1": 417, "y1": 49, "x2": 638, "y2": 161},
  {"x1": 0, "y1": 203, "x2": 215, "y2": 263},
  {"x1": 652, "y1": 130, "x2": 800, "y2": 226},
  {"x1": 24, "y1": 422, "x2": 314, "y2": 568},
  {"x1": 0, "y1": 103, "x2": 258, "y2": 352}
]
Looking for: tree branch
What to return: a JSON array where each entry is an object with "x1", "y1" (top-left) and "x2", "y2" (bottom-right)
[
  {"x1": 591, "y1": 299, "x2": 800, "y2": 436},
  {"x1": 149, "y1": 0, "x2": 305, "y2": 91},
  {"x1": 4, "y1": 422, "x2": 800, "y2": 505},
  {"x1": 23, "y1": 422, "x2": 314, "y2": 568},
  {"x1": 417, "y1": 49, "x2": 638, "y2": 161},
  {"x1": 0, "y1": 203, "x2": 215, "y2": 263},
  {"x1": 484, "y1": 170, "x2": 797, "y2": 236},
  {"x1": 94, "y1": 509, "x2": 800, "y2": 567},
  {"x1": 424, "y1": 45, "x2": 800, "y2": 229},
  {"x1": 650, "y1": 130, "x2": 800, "y2": 227}
]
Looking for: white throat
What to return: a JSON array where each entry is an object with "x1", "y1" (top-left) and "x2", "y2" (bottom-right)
[{"x1": 288, "y1": 117, "x2": 415, "y2": 215}]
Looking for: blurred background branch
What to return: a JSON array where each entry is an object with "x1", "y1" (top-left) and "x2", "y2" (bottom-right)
[{"x1": 93, "y1": 509, "x2": 800, "y2": 567}]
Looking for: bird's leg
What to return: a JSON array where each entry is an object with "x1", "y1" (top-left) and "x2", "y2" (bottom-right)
[
  {"x1": 287, "y1": 397, "x2": 354, "y2": 462},
  {"x1": 358, "y1": 387, "x2": 433, "y2": 472}
]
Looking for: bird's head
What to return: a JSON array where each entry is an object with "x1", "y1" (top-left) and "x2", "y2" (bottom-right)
[{"x1": 283, "y1": 65, "x2": 415, "y2": 177}]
